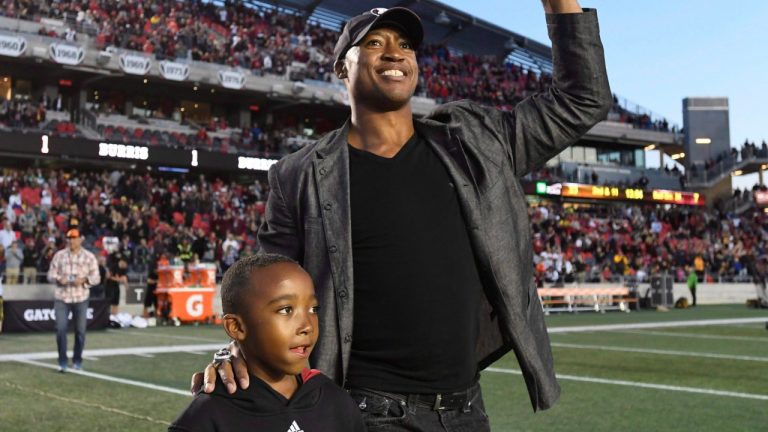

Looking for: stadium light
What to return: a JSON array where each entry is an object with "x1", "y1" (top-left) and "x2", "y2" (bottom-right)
[
  {"x1": 732, "y1": 170, "x2": 744, "y2": 176},
  {"x1": 644, "y1": 144, "x2": 656, "y2": 151},
  {"x1": 695, "y1": 138, "x2": 712, "y2": 144},
  {"x1": 671, "y1": 152, "x2": 685, "y2": 160},
  {"x1": 761, "y1": 164, "x2": 768, "y2": 170}
]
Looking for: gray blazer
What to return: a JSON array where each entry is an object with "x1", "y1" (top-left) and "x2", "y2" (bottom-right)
[{"x1": 257, "y1": 9, "x2": 611, "y2": 411}]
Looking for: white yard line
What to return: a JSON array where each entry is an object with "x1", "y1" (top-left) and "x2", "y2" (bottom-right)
[
  {"x1": 2, "y1": 380, "x2": 172, "y2": 425},
  {"x1": 0, "y1": 344, "x2": 222, "y2": 362},
  {"x1": 732, "y1": 323, "x2": 767, "y2": 329},
  {"x1": 133, "y1": 353, "x2": 155, "y2": 358},
  {"x1": 109, "y1": 329, "x2": 225, "y2": 343},
  {"x1": 550, "y1": 342, "x2": 768, "y2": 362},
  {"x1": 615, "y1": 330, "x2": 768, "y2": 343},
  {"x1": 185, "y1": 351, "x2": 209, "y2": 355},
  {"x1": 548, "y1": 317, "x2": 768, "y2": 333},
  {"x1": 16, "y1": 359, "x2": 190, "y2": 397},
  {"x1": 486, "y1": 367, "x2": 768, "y2": 401}
]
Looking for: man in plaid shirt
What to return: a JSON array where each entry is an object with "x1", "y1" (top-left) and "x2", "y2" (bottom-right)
[{"x1": 47, "y1": 229, "x2": 101, "y2": 372}]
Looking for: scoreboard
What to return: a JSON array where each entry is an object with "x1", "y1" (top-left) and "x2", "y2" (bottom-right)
[
  {"x1": 0, "y1": 131, "x2": 278, "y2": 172},
  {"x1": 534, "y1": 181, "x2": 705, "y2": 206}
]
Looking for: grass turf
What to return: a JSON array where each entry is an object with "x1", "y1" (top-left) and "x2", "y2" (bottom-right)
[{"x1": 1, "y1": 304, "x2": 766, "y2": 431}]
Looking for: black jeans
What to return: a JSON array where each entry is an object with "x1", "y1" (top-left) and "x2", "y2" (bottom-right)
[{"x1": 348, "y1": 381, "x2": 491, "y2": 432}]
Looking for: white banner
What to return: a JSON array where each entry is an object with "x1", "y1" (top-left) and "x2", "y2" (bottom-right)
[
  {"x1": 0, "y1": 34, "x2": 27, "y2": 57},
  {"x1": 119, "y1": 53, "x2": 152, "y2": 75},
  {"x1": 159, "y1": 60, "x2": 190, "y2": 81},
  {"x1": 49, "y1": 42, "x2": 85, "y2": 65},
  {"x1": 218, "y1": 69, "x2": 246, "y2": 89}
]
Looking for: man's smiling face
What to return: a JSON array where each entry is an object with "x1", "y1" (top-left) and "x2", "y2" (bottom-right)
[{"x1": 337, "y1": 26, "x2": 418, "y2": 112}]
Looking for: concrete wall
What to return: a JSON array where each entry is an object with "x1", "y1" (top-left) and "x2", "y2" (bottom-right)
[{"x1": 4, "y1": 282, "x2": 758, "y2": 310}]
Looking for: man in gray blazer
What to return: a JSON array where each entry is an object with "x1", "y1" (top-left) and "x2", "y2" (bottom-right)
[{"x1": 198, "y1": 1, "x2": 611, "y2": 429}]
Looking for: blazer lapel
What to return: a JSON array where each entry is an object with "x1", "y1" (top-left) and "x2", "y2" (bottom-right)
[{"x1": 312, "y1": 119, "x2": 355, "y2": 376}]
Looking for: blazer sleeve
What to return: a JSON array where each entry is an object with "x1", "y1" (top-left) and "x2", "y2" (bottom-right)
[
  {"x1": 492, "y1": 8, "x2": 612, "y2": 177},
  {"x1": 256, "y1": 161, "x2": 302, "y2": 260}
]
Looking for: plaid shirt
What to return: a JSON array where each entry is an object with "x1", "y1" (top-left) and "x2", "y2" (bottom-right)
[{"x1": 47, "y1": 247, "x2": 100, "y2": 303}]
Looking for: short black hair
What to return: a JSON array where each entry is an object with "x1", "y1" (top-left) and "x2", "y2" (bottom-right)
[{"x1": 220, "y1": 253, "x2": 298, "y2": 315}]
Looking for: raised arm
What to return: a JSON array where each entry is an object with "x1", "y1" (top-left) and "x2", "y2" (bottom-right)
[{"x1": 500, "y1": 5, "x2": 612, "y2": 177}]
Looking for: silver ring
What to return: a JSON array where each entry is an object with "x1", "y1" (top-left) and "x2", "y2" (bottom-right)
[{"x1": 212, "y1": 348, "x2": 232, "y2": 367}]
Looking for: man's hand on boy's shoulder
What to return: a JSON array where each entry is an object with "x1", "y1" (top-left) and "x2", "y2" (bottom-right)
[{"x1": 190, "y1": 341, "x2": 250, "y2": 394}]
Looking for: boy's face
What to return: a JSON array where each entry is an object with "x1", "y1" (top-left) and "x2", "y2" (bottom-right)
[{"x1": 236, "y1": 263, "x2": 319, "y2": 380}]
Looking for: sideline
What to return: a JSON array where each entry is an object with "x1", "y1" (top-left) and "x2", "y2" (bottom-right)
[
  {"x1": 15, "y1": 358, "x2": 191, "y2": 396},
  {"x1": 486, "y1": 367, "x2": 768, "y2": 401},
  {"x1": 550, "y1": 342, "x2": 768, "y2": 362},
  {"x1": 548, "y1": 317, "x2": 768, "y2": 333}
]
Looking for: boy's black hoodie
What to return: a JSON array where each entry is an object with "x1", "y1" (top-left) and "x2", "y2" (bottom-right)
[{"x1": 169, "y1": 369, "x2": 365, "y2": 432}]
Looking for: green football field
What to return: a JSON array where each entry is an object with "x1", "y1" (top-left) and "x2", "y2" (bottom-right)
[{"x1": 1, "y1": 305, "x2": 767, "y2": 431}]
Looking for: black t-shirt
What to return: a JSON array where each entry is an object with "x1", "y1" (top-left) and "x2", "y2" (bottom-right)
[
  {"x1": 107, "y1": 260, "x2": 127, "y2": 289},
  {"x1": 346, "y1": 132, "x2": 483, "y2": 393}
]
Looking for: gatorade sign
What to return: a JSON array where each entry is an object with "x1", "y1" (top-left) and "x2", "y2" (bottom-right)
[
  {"x1": 2, "y1": 300, "x2": 109, "y2": 332},
  {"x1": 186, "y1": 294, "x2": 204, "y2": 317},
  {"x1": 155, "y1": 287, "x2": 214, "y2": 322}
]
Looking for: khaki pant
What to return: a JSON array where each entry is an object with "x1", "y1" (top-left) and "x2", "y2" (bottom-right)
[
  {"x1": 5, "y1": 267, "x2": 20, "y2": 285},
  {"x1": 23, "y1": 267, "x2": 38, "y2": 284}
]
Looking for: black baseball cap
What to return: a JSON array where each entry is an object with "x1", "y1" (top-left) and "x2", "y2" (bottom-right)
[{"x1": 334, "y1": 7, "x2": 424, "y2": 63}]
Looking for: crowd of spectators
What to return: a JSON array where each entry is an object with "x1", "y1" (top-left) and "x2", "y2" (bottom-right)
[
  {"x1": 3, "y1": 167, "x2": 768, "y2": 291},
  {"x1": 0, "y1": 168, "x2": 268, "y2": 285},
  {"x1": 418, "y1": 46, "x2": 551, "y2": 108},
  {"x1": 0, "y1": 95, "x2": 47, "y2": 129},
  {"x1": 530, "y1": 202, "x2": 768, "y2": 287},
  {"x1": 689, "y1": 139, "x2": 768, "y2": 182},
  {"x1": 2, "y1": 0, "x2": 674, "y2": 133},
  {"x1": 3, "y1": 0, "x2": 337, "y2": 81},
  {"x1": 609, "y1": 95, "x2": 675, "y2": 133},
  {"x1": 0, "y1": 94, "x2": 79, "y2": 136}
]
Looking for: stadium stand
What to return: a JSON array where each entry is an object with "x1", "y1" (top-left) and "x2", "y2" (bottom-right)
[
  {"x1": 0, "y1": 0, "x2": 674, "y2": 148},
  {"x1": 529, "y1": 201, "x2": 768, "y2": 286},
  {"x1": 2, "y1": 1, "x2": 756, "y2": 293},
  {"x1": 1, "y1": 167, "x2": 766, "y2": 290},
  {"x1": 0, "y1": 168, "x2": 267, "y2": 283}
]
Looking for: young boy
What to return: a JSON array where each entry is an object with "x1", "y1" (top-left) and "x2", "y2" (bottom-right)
[{"x1": 169, "y1": 253, "x2": 365, "y2": 432}]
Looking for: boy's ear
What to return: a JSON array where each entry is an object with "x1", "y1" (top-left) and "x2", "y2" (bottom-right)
[{"x1": 222, "y1": 314, "x2": 247, "y2": 342}]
